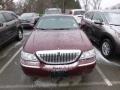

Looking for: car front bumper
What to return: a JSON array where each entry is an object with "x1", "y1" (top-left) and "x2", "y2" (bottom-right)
[{"x1": 20, "y1": 57, "x2": 96, "y2": 77}]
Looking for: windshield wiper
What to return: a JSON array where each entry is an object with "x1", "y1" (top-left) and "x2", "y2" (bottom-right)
[
  {"x1": 110, "y1": 24, "x2": 120, "y2": 26},
  {"x1": 35, "y1": 28, "x2": 48, "y2": 30},
  {"x1": 52, "y1": 28, "x2": 72, "y2": 30}
]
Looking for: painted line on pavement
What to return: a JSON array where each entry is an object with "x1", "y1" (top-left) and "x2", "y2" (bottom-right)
[
  {"x1": 0, "y1": 82, "x2": 106, "y2": 89},
  {"x1": 96, "y1": 65, "x2": 112, "y2": 86},
  {"x1": 0, "y1": 47, "x2": 22, "y2": 75},
  {"x1": 112, "y1": 81, "x2": 120, "y2": 85}
]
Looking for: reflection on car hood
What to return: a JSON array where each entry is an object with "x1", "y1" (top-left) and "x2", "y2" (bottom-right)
[{"x1": 24, "y1": 29, "x2": 93, "y2": 53}]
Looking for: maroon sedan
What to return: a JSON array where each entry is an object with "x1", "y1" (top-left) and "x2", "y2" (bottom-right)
[{"x1": 20, "y1": 15, "x2": 96, "y2": 77}]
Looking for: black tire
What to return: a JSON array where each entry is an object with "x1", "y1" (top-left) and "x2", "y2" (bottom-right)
[
  {"x1": 101, "y1": 39, "x2": 114, "y2": 59},
  {"x1": 16, "y1": 29, "x2": 23, "y2": 41}
]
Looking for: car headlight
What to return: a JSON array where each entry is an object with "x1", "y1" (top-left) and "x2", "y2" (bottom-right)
[
  {"x1": 21, "y1": 51, "x2": 38, "y2": 61},
  {"x1": 80, "y1": 49, "x2": 96, "y2": 60}
]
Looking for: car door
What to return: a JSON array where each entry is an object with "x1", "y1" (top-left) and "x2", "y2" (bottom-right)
[
  {"x1": 0, "y1": 13, "x2": 8, "y2": 46},
  {"x1": 2, "y1": 12, "x2": 17, "y2": 39},
  {"x1": 91, "y1": 12, "x2": 104, "y2": 42}
]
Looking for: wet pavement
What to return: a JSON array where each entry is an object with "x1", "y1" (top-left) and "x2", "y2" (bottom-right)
[{"x1": 0, "y1": 29, "x2": 120, "y2": 90}]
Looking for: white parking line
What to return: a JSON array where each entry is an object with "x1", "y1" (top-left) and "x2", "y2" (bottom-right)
[
  {"x1": 0, "y1": 82, "x2": 106, "y2": 89},
  {"x1": 96, "y1": 65, "x2": 112, "y2": 86},
  {"x1": 112, "y1": 81, "x2": 120, "y2": 85},
  {"x1": 0, "y1": 47, "x2": 22, "y2": 75}
]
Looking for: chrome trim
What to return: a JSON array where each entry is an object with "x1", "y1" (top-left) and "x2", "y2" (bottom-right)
[{"x1": 36, "y1": 50, "x2": 81, "y2": 65}]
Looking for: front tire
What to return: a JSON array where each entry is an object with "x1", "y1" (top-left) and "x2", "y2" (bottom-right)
[{"x1": 101, "y1": 39, "x2": 114, "y2": 59}]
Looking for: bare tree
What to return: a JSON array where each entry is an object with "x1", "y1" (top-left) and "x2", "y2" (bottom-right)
[
  {"x1": 81, "y1": 0, "x2": 89, "y2": 10},
  {"x1": 81, "y1": 0, "x2": 102, "y2": 10},
  {"x1": 0, "y1": 0, "x2": 15, "y2": 10}
]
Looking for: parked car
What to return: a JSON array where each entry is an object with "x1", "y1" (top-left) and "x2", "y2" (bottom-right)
[
  {"x1": 19, "y1": 13, "x2": 39, "y2": 28},
  {"x1": 20, "y1": 15, "x2": 96, "y2": 77},
  {"x1": 81, "y1": 10, "x2": 120, "y2": 58},
  {"x1": 44, "y1": 8, "x2": 62, "y2": 14},
  {"x1": 69, "y1": 9, "x2": 85, "y2": 24},
  {"x1": 0, "y1": 11, "x2": 23, "y2": 47}
]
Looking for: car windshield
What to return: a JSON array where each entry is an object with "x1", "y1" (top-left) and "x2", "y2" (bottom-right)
[
  {"x1": 36, "y1": 16, "x2": 79, "y2": 30},
  {"x1": 74, "y1": 11, "x2": 85, "y2": 15},
  {"x1": 104, "y1": 12, "x2": 120, "y2": 25}
]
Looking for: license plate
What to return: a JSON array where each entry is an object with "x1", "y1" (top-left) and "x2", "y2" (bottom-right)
[{"x1": 50, "y1": 71, "x2": 68, "y2": 78}]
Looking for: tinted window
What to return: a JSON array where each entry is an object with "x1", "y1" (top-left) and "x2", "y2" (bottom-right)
[
  {"x1": 0, "y1": 13, "x2": 6, "y2": 23},
  {"x1": 3, "y1": 12, "x2": 15, "y2": 21},
  {"x1": 92, "y1": 13, "x2": 103, "y2": 22},
  {"x1": 36, "y1": 16, "x2": 79, "y2": 30}
]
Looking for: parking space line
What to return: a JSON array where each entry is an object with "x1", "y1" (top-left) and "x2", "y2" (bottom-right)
[
  {"x1": 0, "y1": 82, "x2": 106, "y2": 89},
  {"x1": 0, "y1": 47, "x2": 22, "y2": 75},
  {"x1": 112, "y1": 81, "x2": 120, "y2": 85},
  {"x1": 96, "y1": 65, "x2": 112, "y2": 86}
]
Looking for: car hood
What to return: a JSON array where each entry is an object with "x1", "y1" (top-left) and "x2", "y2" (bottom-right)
[
  {"x1": 23, "y1": 29, "x2": 93, "y2": 53},
  {"x1": 111, "y1": 25, "x2": 120, "y2": 33}
]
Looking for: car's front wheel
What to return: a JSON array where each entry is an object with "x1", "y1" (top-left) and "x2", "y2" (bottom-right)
[
  {"x1": 17, "y1": 29, "x2": 23, "y2": 41},
  {"x1": 101, "y1": 39, "x2": 114, "y2": 59}
]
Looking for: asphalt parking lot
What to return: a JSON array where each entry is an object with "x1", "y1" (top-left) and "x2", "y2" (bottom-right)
[{"x1": 0, "y1": 29, "x2": 120, "y2": 90}]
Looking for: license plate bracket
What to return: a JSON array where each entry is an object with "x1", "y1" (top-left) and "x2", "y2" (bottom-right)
[{"x1": 50, "y1": 71, "x2": 68, "y2": 78}]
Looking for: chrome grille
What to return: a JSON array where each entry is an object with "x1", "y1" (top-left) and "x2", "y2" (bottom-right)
[{"x1": 36, "y1": 50, "x2": 81, "y2": 65}]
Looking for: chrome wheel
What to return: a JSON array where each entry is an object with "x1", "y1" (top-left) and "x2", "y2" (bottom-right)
[
  {"x1": 18, "y1": 30, "x2": 23, "y2": 39},
  {"x1": 102, "y1": 41, "x2": 111, "y2": 56},
  {"x1": 17, "y1": 30, "x2": 23, "y2": 41}
]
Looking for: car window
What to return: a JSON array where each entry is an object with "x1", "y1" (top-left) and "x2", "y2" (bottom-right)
[
  {"x1": 11, "y1": 13, "x2": 18, "y2": 19},
  {"x1": 0, "y1": 13, "x2": 6, "y2": 23},
  {"x1": 103, "y1": 12, "x2": 120, "y2": 25},
  {"x1": 3, "y1": 12, "x2": 15, "y2": 21},
  {"x1": 85, "y1": 12, "x2": 93, "y2": 20},
  {"x1": 92, "y1": 13, "x2": 103, "y2": 22}
]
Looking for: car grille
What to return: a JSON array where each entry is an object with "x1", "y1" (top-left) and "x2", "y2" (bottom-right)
[{"x1": 36, "y1": 50, "x2": 81, "y2": 65}]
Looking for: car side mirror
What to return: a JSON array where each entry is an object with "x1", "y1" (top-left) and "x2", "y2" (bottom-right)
[
  {"x1": 0, "y1": 23, "x2": 3, "y2": 27},
  {"x1": 94, "y1": 20, "x2": 103, "y2": 25}
]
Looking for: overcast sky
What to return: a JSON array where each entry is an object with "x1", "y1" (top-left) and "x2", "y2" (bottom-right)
[
  {"x1": 101, "y1": 0, "x2": 120, "y2": 9},
  {"x1": 13, "y1": 0, "x2": 120, "y2": 9}
]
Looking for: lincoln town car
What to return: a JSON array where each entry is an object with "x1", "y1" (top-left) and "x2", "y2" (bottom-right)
[{"x1": 20, "y1": 15, "x2": 96, "y2": 77}]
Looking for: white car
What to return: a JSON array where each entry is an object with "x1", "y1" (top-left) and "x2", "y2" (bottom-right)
[
  {"x1": 69, "y1": 9, "x2": 85, "y2": 24},
  {"x1": 44, "y1": 8, "x2": 62, "y2": 14}
]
